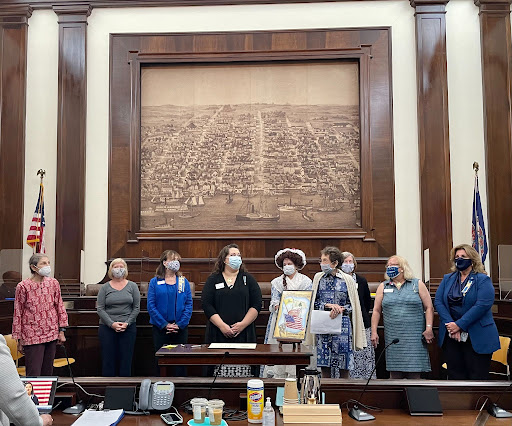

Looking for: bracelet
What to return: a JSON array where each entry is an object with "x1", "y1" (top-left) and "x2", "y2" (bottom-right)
[
  {"x1": 426, "y1": 325, "x2": 432, "y2": 328},
  {"x1": 59, "y1": 327, "x2": 66, "y2": 332}
]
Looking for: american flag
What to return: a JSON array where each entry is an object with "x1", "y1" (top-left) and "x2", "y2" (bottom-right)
[
  {"x1": 26, "y1": 182, "x2": 45, "y2": 253},
  {"x1": 285, "y1": 308, "x2": 303, "y2": 330},
  {"x1": 24, "y1": 380, "x2": 52, "y2": 405},
  {"x1": 472, "y1": 174, "x2": 487, "y2": 262}
]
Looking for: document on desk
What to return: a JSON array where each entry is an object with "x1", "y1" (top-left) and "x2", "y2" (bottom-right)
[
  {"x1": 309, "y1": 310, "x2": 342, "y2": 335},
  {"x1": 208, "y1": 343, "x2": 257, "y2": 349},
  {"x1": 71, "y1": 409, "x2": 124, "y2": 426}
]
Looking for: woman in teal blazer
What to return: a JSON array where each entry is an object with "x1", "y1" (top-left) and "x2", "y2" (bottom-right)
[{"x1": 434, "y1": 243, "x2": 499, "y2": 380}]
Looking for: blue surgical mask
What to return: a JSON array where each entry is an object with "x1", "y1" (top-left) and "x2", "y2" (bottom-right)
[
  {"x1": 321, "y1": 263, "x2": 333, "y2": 275},
  {"x1": 228, "y1": 256, "x2": 242, "y2": 270},
  {"x1": 166, "y1": 260, "x2": 180, "y2": 272},
  {"x1": 283, "y1": 265, "x2": 296, "y2": 276},
  {"x1": 455, "y1": 258, "x2": 472, "y2": 271},
  {"x1": 341, "y1": 263, "x2": 355, "y2": 274},
  {"x1": 386, "y1": 266, "x2": 400, "y2": 279}
]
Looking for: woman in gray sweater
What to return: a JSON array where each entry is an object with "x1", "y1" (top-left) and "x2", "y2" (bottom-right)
[{"x1": 97, "y1": 258, "x2": 140, "y2": 376}]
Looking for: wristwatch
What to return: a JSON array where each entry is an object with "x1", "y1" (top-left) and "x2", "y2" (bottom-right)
[{"x1": 59, "y1": 327, "x2": 67, "y2": 332}]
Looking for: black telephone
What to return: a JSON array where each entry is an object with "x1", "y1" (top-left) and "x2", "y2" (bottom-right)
[{"x1": 138, "y1": 379, "x2": 175, "y2": 411}]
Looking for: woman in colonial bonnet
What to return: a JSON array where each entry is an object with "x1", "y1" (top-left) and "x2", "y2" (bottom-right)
[{"x1": 262, "y1": 248, "x2": 312, "y2": 378}]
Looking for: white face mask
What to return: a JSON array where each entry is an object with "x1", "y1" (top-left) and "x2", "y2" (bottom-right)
[
  {"x1": 37, "y1": 265, "x2": 51, "y2": 277},
  {"x1": 283, "y1": 264, "x2": 296, "y2": 276},
  {"x1": 112, "y1": 268, "x2": 126, "y2": 279}
]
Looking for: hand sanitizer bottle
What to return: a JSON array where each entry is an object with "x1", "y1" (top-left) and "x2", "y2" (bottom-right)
[{"x1": 262, "y1": 397, "x2": 275, "y2": 426}]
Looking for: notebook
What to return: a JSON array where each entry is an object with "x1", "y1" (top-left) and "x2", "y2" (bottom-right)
[
  {"x1": 405, "y1": 387, "x2": 443, "y2": 416},
  {"x1": 22, "y1": 376, "x2": 58, "y2": 414}
]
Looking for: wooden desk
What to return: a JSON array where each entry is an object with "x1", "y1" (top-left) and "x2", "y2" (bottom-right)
[
  {"x1": 51, "y1": 409, "x2": 510, "y2": 425},
  {"x1": 156, "y1": 344, "x2": 312, "y2": 376}
]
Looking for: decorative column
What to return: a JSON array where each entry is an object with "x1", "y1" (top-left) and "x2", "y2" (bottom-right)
[
  {"x1": 410, "y1": 0, "x2": 453, "y2": 285},
  {"x1": 0, "y1": 6, "x2": 32, "y2": 268},
  {"x1": 475, "y1": 0, "x2": 512, "y2": 282},
  {"x1": 53, "y1": 5, "x2": 91, "y2": 286}
]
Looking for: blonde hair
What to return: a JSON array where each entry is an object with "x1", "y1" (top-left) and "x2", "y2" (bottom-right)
[
  {"x1": 450, "y1": 244, "x2": 486, "y2": 274},
  {"x1": 108, "y1": 258, "x2": 128, "y2": 279},
  {"x1": 385, "y1": 255, "x2": 414, "y2": 280},
  {"x1": 341, "y1": 251, "x2": 357, "y2": 270}
]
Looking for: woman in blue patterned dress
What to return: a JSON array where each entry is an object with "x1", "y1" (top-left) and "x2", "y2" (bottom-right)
[
  {"x1": 312, "y1": 247, "x2": 366, "y2": 378},
  {"x1": 371, "y1": 255, "x2": 434, "y2": 378}
]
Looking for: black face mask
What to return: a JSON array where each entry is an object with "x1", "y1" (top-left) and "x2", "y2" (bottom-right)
[{"x1": 455, "y1": 258, "x2": 472, "y2": 271}]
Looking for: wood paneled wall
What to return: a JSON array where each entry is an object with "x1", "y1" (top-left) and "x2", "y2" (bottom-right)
[
  {"x1": 0, "y1": 6, "x2": 31, "y2": 261},
  {"x1": 475, "y1": 0, "x2": 512, "y2": 282},
  {"x1": 53, "y1": 5, "x2": 91, "y2": 285},
  {"x1": 411, "y1": 0, "x2": 453, "y2": 283}
]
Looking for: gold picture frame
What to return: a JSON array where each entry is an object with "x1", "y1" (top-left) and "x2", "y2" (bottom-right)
[{"x1": 273, "y1": 290, "x2": 313, "y2": 342}]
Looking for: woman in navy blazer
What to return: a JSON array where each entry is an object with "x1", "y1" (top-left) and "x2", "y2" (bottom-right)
[
  {"x1": 434, "y1": 243, "x2": 499, "y2": 380},
  {"x1": 147, "y1": 250, "x2": 193, "y2": 375}
]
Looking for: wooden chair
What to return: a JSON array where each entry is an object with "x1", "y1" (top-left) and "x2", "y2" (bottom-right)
[{"x1": 4, "y1": 334, "x2": 26, "y2": 376}]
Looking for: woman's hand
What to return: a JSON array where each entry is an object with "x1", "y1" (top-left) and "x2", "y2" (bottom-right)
[
  {"x1": 58, "y1": 331, "x2": 66, "y2": 344},
  {"x1": 111, "y1": 322, "x2": 124, "y2": 332},
  {"x1": 445, "y1": 322, "x2": 460, "y2": 335},
  {"x1": 422, "y1": 328, "x2": 434, "y2": 344},
  {"x1": 230, "y1": 322, "x2": 246, "y2": 337},
  {"x1": 118, "y1": 322, "x2": 128, "y2": 333},
  {"x1": 371, "y1": 331, "x2": 379, "y2": 348},
  {"x1": 166, "y1": 323, "x2": 179, "y2": 334},
  {"x1": 220, "y1": 322, "x2": 235, "y2": 338},
  {"x1": 325, "y1": 303, "x2": 344, "y2": 319},
  {"x1": 450, "y1": 331, "x2": 461, "y2": 342},
  {"x1": 17, "y1": 340, "x2": 24, "y2": 354}
]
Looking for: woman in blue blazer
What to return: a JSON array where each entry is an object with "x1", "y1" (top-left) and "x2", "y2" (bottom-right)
[
  {"x1": 148, "y1": 250, "x2": 193, "y2": 375},
  {"x1": 434, "y1": 243, "x2": 499, "y2": 380}
]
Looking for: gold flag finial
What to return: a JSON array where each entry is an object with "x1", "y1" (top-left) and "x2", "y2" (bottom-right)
[{"x1": 36, "y1": 169, "x2": 46, "y2": 179}]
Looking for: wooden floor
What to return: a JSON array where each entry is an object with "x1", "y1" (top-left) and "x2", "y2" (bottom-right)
[{"x1": 51, "y1": 409, "x2": 510, "y2": 425}]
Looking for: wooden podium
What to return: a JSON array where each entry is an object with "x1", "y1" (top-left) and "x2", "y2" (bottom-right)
[{"x1": 156, "y1": 344, "x2": 312, "y2": 376}]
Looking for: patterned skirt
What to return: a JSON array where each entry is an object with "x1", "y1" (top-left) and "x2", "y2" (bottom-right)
[{"x1": 349, "y1": 328, "x2": 376, "y2": 379}]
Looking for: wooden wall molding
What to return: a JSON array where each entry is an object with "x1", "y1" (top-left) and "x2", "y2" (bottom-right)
[
  {"x1": 411, "y1": 0, "x2": 453, "y2": 283},
  {"x1": 0, "y1": 6, "x2": 30, "y2": 266},
  {"x1": 53, "y1": 4, "x2": 91, "y2": 285},
  {"x1": 108, "y1": 28, "x2": 395, "y2": 271},
  {"x1": 475, "y1": 0, "x2": 512, "y2": 282}
]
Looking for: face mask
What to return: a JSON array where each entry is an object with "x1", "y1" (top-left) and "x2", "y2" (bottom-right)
[
  {"x1": 321, "y1": 263, "x2": 333, "y2": 275},
  {"x1": 166, "y1": 260, "x2": 180, "y2": 272},
  {"x1": 341, "y1": 263, "x2": 355, "y2": 274},
  {"x1": 386, "y1": 266, "x2": 400, "y2": 279},
  {"x1": 455, "y1": 258, "x2": 472, "y2": 271},
  {"x1": 228, "y1": 256, "x2": 242, "y2": 270},
  {"x1": 283, "y1": 265, "x2": 296, "y2": 276},
  {"x1": 112, "y1": 268, "x2": 126, "y2": 279},
  {"x1": 37, "y1": 266, "x2": 51, "y2": 277}
]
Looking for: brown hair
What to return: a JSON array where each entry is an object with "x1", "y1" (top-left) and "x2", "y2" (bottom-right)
[
  {"x1": 275, "y1": 250, "x2": 305, "y2": 269},
  {"x1": 212, "y1": 244, "x2": 246, "y2": 274},
  {"x1": 450, "y1": 243, "x2": 486, "y2": 274},
  {"x1": 156, "y1": 250, "x2": 183, "y2": 279},
  {"x1": 321, "y1": 246, "x2": 343, "y2": 269}
]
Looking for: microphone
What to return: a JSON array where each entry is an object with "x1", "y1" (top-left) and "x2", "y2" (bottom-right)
[
  {"x1": 61, "y1": 343, "x2": 86, "y2": 415},
  {"x1": 488, "y1": 383, "x2": 512, "y2": 418},
  {"x1": 208, "y1": 351, "x2": 229, "y2": 400},
  {"x1": 348, "y1": 338, "x2": 400, "y2": 422}
]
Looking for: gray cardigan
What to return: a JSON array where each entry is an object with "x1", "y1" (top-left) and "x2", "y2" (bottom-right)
[{"x1": 96, "y1": 281, "x2": 141, "y2": 327}]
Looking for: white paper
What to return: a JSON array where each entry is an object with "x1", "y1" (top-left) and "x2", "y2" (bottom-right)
[
  {"x1": 208, "y1": 343, "x2": 257, "y2": 349},
  {"x1": 71, "y1": 409, "x2": 124, "y2": 426},
  {"x1": 309, "y1": 310, "x2": 342, "y2": 335}
]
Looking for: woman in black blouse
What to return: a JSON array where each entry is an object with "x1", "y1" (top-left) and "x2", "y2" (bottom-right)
[
  {"x1": 341, "y1": 251, "x2": 376, "y2": 379},
  {"x1": 201, "y1": 244, "x2": 262, "y2": 376}
]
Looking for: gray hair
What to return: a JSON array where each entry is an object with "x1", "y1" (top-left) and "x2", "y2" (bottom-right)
[
  {"x1": 28, "y1": 253, "x2": 49, "y2": 274},
  {"x1": 341, "y1": 251, "x2": 357, "y2": 270}
]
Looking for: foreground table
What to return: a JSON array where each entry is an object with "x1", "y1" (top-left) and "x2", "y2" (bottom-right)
[
  {"x1": 52, "y1": 409, "x2": 510, "y2": 425},
  {"x1": 156, "y1": 344, "x2": 312, "y2": 376}
]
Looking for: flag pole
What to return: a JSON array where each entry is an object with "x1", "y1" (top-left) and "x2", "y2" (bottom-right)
[{"x1": 36, "y1": 169, "x2": 46, "y2": 254}]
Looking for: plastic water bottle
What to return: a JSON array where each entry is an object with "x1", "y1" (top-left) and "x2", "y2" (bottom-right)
[{"x1": 262, "y1": 397, "x2": 275, "y2": 426}]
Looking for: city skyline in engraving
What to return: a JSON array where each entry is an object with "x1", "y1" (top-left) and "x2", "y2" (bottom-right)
[{"x1": 140, "y1": 62, "x2": 361, "y2": 231}]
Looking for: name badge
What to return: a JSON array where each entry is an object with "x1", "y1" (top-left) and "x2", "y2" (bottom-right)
[
  {"x1": 157, "y1": 280, "x2": 165, "y2": 285},
  {"x1": 215, "y1": 283, "x2": 225, "y2": 290},
  {"x1": 384, "y1": 288, "x2": 394, "y2": 293}
]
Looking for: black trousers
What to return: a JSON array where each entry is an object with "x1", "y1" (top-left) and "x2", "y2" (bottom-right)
[
  {"x1": 442, "y1": 336, "x2": 492, "y2": 380},
  {"x1": 99, "y1": 323, "x2": 137, "y2": 377},
  {"x1": 24, "y1": 340, "x2": 57, "y2": 376},
  {"x1": 152, "y1": 325, "x2": 188, "y2": 376}
]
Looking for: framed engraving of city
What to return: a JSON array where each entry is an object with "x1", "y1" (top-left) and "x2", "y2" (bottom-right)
[{"x1": 140, "y1": 61, "x2": 361, "y2": 232}]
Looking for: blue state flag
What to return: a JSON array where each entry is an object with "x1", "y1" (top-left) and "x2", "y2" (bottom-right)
[{"x1": 472, "y1": 175, "x2": 488, "y2": 262}]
